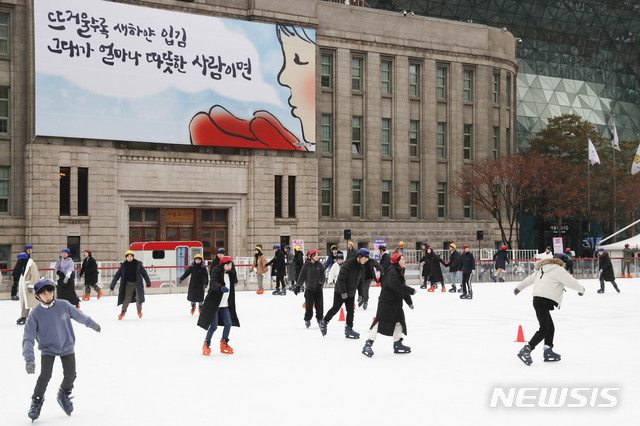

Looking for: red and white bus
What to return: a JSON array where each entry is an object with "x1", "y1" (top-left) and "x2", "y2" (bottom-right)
[{"x1": 128, "y1": 241, "x2": 204, "y2": 287}]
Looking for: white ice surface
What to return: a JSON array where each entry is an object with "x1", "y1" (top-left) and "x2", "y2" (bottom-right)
[{"x1": 1, "y1": 278, "x2": 638, "y2": 425}]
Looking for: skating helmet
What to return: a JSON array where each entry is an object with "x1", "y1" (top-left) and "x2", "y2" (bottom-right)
[
  {"x1": 34, "y1": 278, "x2": 56, "y2": 294},
  {"x1": 625, "y1": 244, "x2": 630, "y2": 248},
  {"x1": 462, "y1": 244, "x2": 469, "y2": 249},
  {"x1": 336, "y1": 253, "x2": 344, "y2": 260},
  {"x1": 220, "y1": 256, "x2": 233, "y2": 264},
  {"x1": 294, "y1": 246, "x2": 301, "y2": 251},
  {"x1": 61, "y1": 248, "x2": 71, "y2": 254},
  {"x1": 194, "y1": 254, "x2": 203, "y2": 259},
  {"x1": 272, "y1": 245, "x2": 280, "y2": 250},
  {"x1": 25, "y1": 244, "x2": 33, "y2": 250},
  {"x1": 398, "y1": 241, "x2": 405, "y2": 247},
  {"x1": 125, "y1": 250, "x2": 135, "y2": 257},
  {"x1": 308, "y1": 249, "x2": 319, "y2": 257},
  {"x1": 501, "y1": 245, "x2": 507, "y2": 250},
  {"x1": 17, "y1": 252, "x2": 28, "y2": 260},
  {"x1": 216, "y1": 248, "x2": 227, "y2": 254},
  {"x1": 379, "y1": 245, "x2": 386, "y2": 251},
  {"x1": 565, "y1": 248, "x2": 571, "y2": 252},
  {"x1": 450, "y1": 243, "x2": 456, "y2": 249},
  {"x1": 357, "y1": 248, "x2": 370, "y2": 258},
  {"x1": 391, "y1": 253, "x2": 402, "y2": 264}
]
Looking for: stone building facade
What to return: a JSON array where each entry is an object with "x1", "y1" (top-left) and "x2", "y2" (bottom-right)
[{"x1": 0, "y1": 0, "x2": 516, "y2": 273}]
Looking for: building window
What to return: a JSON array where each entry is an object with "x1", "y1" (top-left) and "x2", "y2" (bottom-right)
[
  {"x1": 60, "y1": 167, "x2": 70, "y2": 216},
  {"x1": 506, "y1": 127, "x2": 511, "y2": 155},
  {"x1": 437, "y1": 182, "x2": 447, "y2": 219},
  {"x1": 437, "y1": 122, "x2": 447, "y2": 159},
  {"x1": 0, "y1": 166, "x2": 9, "y2": 214},
  {"x1": 409, "y1": 63, "x2": 420, "y2": 97},
  {"x1": 464, "y1": 196, "x2": 473, "y2": 219},
  {"x1": 463, "y1": 124, "x2": 473, "y2": 160},
  {"x1": 409, "y1": 120, "x2": 419, "y2": 157},
  {"x1": 0, "y1": 86, "x2": 8, "y2": 133},
  {"x1": 352, "y1": 179, "x2": 362, "y2": 218},
  {"x1": 321, "y1": 178, "x2": 333, "y2": 217},
  {"x1": 321, "y1": 114, "x2": 332, "y2": 153},
  {"x1": 67, "y1": 236, "x2": 81, "y2": 262},
  {"x1": 410, "y1": 181, "x2": 420, "y2": 218},
  {"x1": 382, "y1": 180, "x2": 392, "y2": 218},
  {"x1": 463, "y1": 69, "x2": 474, "y2": 101},
  {"x1": 506, "y1": 73, "x2": 512, "y2": 107},
  {"x1": 436, "y1": 66, "x2": 447, "y2": 99},
  {"x1": 288, "y1": 175, "x2": 296, "y2": 218},
  {"x1": 492, "y1": 127, "x2": 500, "y2": 159},
  {"x1": 352, "y1": 116, "x2": 362, "y2": 154},
  {"x1": 492, "y1": 72, "x2": 500, "y2": 104},
  {"x1": 352, "y1": 56, "x2": 363, "y2": 91},
  {"x1": 0, "y1": 13, "x2": 8, "y2": 55},
  {"x1": 0, "y1": 244, "x2": 9, "y2": 279},
  {"x1": 78, "y1": 167, "x2": 88, "y2": 216},
  {"x1": 321, "y1": 53, "x2": 333, "y2": 88},
  {"x1": 381, "y1": 118, "x2": 391, "y2": 156},
  {"x1": 274, "y1": 175, "x2": 282, "y2": 218},
  {"x1": 381, "y1": 60, "x2": 392, "y2": 94}
]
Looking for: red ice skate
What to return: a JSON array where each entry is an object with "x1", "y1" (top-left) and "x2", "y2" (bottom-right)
[
  {"x1": 220, "y1": 339, "x2": 234, "y2": 354},
  {"x1": 202, "y1": 341, "x2": 211, "y2": 356}
]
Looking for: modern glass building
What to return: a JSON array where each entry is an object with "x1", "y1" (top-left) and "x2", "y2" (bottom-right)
[{"x1": 366, "y1": 0, "x2": 640, "y2": 149}]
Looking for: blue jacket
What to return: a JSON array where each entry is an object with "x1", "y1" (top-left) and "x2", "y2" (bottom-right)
[
  {"x1": 22, "y1": 299, "x2": 98, "y2": 362},
  {"x1": 461, "y1": 251, "x2": 476, "y2": 273}
]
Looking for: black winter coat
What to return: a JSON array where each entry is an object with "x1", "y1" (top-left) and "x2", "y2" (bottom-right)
[
  {"x1": 79, "y1": 256, "x2": 99, "y2": 285},
  {"x1": 598, "y1": 252, "x2": 615, "y2": 281},
  {"x1": 425, "y1": 252, "x2": 446, "y2": 282},
  {"x1": 461, "y1": 251, "x2": 476, "y2": 273},
  {"x1": 293, "y1": 251, "x2": 304, "y2": 279},
  {"x1": 364, "y1": 258, "x2": 382, "y2": 280},
  {"x1": 493, "y1": 250, "x2": 510, "y2": 269},
  {"x1": 180, "y1": 261, "x2": 209, "y2": 302},
  {"x1": 346, "y1": 247, "x2": 358, "y2": 260},
  {"x1": 12, "y1": 258, "x2": 28, "y2": 286},
  {"x1": 419, "y1": 251, "x2": 429, "y2": 279},
  {"x1": 197, "y1": 265, "x2": 240, "y2": 330},
  {"x1": 266, "y1": 250, "x2": 286, "y2": 276},
  {"x1": 110, "y1": 259, "x2": 151, "y2": 306},
  {"x1": 372, "y1": 264, "x2": 415, "y2": 336},
  {"x1": 448, "y1": 250, "x2": 462, "y2": 272},
  {"x1": 335, "y1": 257, "x2": 365, "y2": 297},
  {"x1": 379, "y1": 252, "x2": 391, "y2": 277},
  {"x1": 296, "y1": 260, "x2": 325, "y2": 292}
]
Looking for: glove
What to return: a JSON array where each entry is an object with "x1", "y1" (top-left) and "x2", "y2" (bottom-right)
[
  {"x1": 94, "y1": 324, "x2": 101, "y2": 333},
  {"x1": 293, "y1": 285, "x2": 300, "y2": 295},
  {"x1": 578, "y1": 291, "x2": 584, "y2": 296},
  {"x1": 220, "y1": 286, "x2": 229, "y2": 293},
  {"x1": 146, "y1": 283, "x2": 151, "y2": 288},
  {"x1": 598, "y1": 269, "x2": 602, "y2": 274},
  {"x1": 178, "y1": 279, "x2": 182, "y2": 285},
  {"x1": 409, "y1": 304, "x2": 414, "y2": 310},
  {"x1": 110, "y1": 285, "x2": 115, "y2": 291},
  {"x1": 26, "y1": 362, "x2": 35, "y2": 374},
  {"x1": 341, "y1": 292, "x2": 348, "y2": 300},
  {"x1": 63, "y1": 277, "x2": 69, "y2": 284},
  {"x1": 513, "y1": 288, "x2": 520, "y2": 295},
  {"x1": 27, "y1": 286, "x2": 34, "y2": 293}
]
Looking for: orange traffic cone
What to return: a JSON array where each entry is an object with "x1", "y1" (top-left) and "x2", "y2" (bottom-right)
[
  {"x1": 338, "y1": 308, "x2": 346, "y2": 321},
  {"x1": 514, "y1": 325, "x2": 526, "y2": 342}
]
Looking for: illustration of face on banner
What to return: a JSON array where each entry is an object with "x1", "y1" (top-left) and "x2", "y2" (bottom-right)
[{"x1": 34, "y1": 0, "x2": 316, "y2": 151}]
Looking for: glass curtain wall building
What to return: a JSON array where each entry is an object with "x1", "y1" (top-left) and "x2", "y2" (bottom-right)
[{"x1": 366, "y1": 0, "x2": 640, "y2": 149}]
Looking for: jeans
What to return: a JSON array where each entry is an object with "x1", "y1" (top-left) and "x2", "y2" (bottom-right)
[
  {"x1": 205, "y1": 306, "x2": 232, "y2": 342},
  {"x1": 450, "y1": 271, "x2": 462, "y2": 286},
  {"x1": 33, "y1": 353, "x2": 76, "y2": 399}
]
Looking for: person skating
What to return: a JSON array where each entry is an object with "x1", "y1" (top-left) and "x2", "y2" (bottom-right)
[
  {"x1": 293, "y1": 246, "x2": 304, "y2": 291},
  {"x1": 535, "y1": 246, "x2": 553, "y2": 260},
  {"x1": 596, "y1": 248, "x2": 620, "y2": 293},
  {"x1": 392, "y1": 241, "x2": 405, "y2": 256},
  {"x1": 447, "y1": 243, "x2": 462, "y2": 292},
  {"x1": 54, "y1": 248, "x2": 80, "y2": 309},
  {"x1": 79, "y1": 249, "x2": 101, "y2": 301},
  {"x1": 621, "y1": 243, "x2": 637, "y2": 278},
  {"x1": 513, "y1": 255, "x2": 584, "y2": 366},
  {"x1": 563, "y1": 248, "x2": 574, "y2": 274},
  {"x1": 346, "y1": 241, "x2": 357, "y2": 260},
  {"x1": 249, "y1": 246, "x2": 268, "y2": 294},
  {"x1": 11, "y1": 244, "x2": 33, "y2": 301},
  {"x1": 424, "y1": 247, "x2": 447, "y2": 292},
  {"x1": 492, "y1": 245, "x2": 510, "y2": 282},
  {"x1": 266, "y1": 244, "x2": 287, "y2": 295},
  {"x1": 324, "y1": 245, "x2": 339, "y2": 272},
  {"x1": 109, "y1": 250, "x2": 151, "y2": 319},
  {"x1": 362, "y1": 253, "x2": 415, "y2": 357},
  {"x1": 210, "y1": 248, "x2": 226, "y2": 270},
  {"x1": 327, "y1": 252, "x2": 344, "y2": 287},
  {"x1": 296, "y1": 249, "x2": 326, "y2": 334},
  {"x1": 22, "y1": 278, "x2": 101, "y2": 421},
  {"x1": 359, "y1": 256, "x2": 381, "y2": 310},
  {"x1": 322, "y1": 248, "x2": 369, "y2": 339},
  {"x1": 16, "y1": 252, "x2": 40, "y2": 325},
  {"x1": 179, "y1": 253, "x2": 209, "y2": 315},
  {"x1": 459, "y1": 244, "x2": 476, "y2": 299},
  {"x1": 197, "y1": 256, "x2": 240, "y2": 355},
  {"x1": 418, "y1": 242, "x2": 430, "y2": 289}
]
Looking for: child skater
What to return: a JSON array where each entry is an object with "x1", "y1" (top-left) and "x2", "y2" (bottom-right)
[
  {"x1": 179, "y1": 253, "x2": 209, "y2": 315},
  {"x1": 295, "y1": 249, "x2": 326, "y2": 335},
  {"x1": 362, "y1": 253, "x2": 416, "y2": 357},
  {"x1": 514, "y1": 254, "x2": 584, "y2": 365},
  {"x1": 197, "y1": 256, "x2": 240, "y2": 355},
  {"x1": 22, "y1": 278, "x2": 101, "y2": 421}
]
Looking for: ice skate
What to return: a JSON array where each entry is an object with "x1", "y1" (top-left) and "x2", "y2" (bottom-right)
[
  {"x1": 543, "y1": 346, "x2": 561, "y2": 362},
  {"x1": 460, "y1": 293, "x2": 468, "y2": 299},
  {"x1": 272, "y1": 288, "x2": 281, "y2": 295},
  {"x1": 441, "y1": 284, "x2": 446, "y2": 292},
  {"x1": 499, "y1": 277, "x2": 505, "y2": 282},
  {"x1": 362, "y1": 339, "x2": 374, "y2": 357},
  {"x1": 597, "y1": 288, "x2": 604, "y2": 294},
  {"x1": 220, "y1": 338, "x2": 234, "y2": 354},
  {"x1": 457, "y1": 288, "x2": 463, "y2": 293},
  {"x1": 466, "y1": 292, "x2": 473, "y2": 300},
  {"x1": 393, "y1": 338, "x2": 411, "y2": 354},
  {"x1": 11, "y1": 295, "x2": 19, "y2": 300},
  {"x1": 345, "y1": 326, "x2": 360, "y2": 339},
  {"x1": 202, "y1": 340, "x2": 211, "y2": 356},
  {"x1": 449, "y1": 285, "x2": 457, "y2": 293},
  {"x1": 56, "y1": 388, "x2": 73, "y2": 416},
  {"x1": 81, "y1": 294, "x2": 90, "y2": 301},
  {"x1": 118, "y1": 311, "x2": 126, "y2": 320},
  {"x1": 491, "y1": 275, "x2": 497, "y2": 282},
  {"x1": 16, "y1": 317, "x2": 26, "y2": 325},
  {"x1": 190, "y1": 305, "x2": 196, "y2": 315},
  {"x1": 305, "y1": 320, "x2": 310, "y2": 328},
  {"x1": 363, "y1": 301, "x2": 368, "y2": 310},
  {"x1": 318, "y1": 319, "x2": 327, "y2": 336},
  {"x1": 28, "y1": 397, "x2": 44, "y2": 422},
  {"x1": 517, "y1": 344, "x2": 532, "y2": 366},
  {"x1": 420, "y1": 283, "x2": 427, "y2": 289},
  {"x1": 256, "y1": 288, "x2": 264, "y2": 294},
  {"x1": 137, "y1": 311, "x2": 143, "y2": 319},
  {"x1": 280, "y1": 287, "x2": 287, "y2": 296},
  {"x1": 427, "y1": 285, "x2": 435, "y2": 292},
  {"x1": 613, "y1": 283, "x2": 620, "y2": 293},
  {"x1": 627, "y1": 273, "x2": 632, "y2": 278},
  {"x1": 357, "y1": 296, "x2": 363, "y2": 307},
  {"x1": 97, "y1": 290, "x2": 103, "y2": 299}
]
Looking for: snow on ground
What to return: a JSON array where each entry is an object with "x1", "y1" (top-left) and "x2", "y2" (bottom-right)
[{"x1": 1, "y1": 278, "x2": 638, "y2": 425}]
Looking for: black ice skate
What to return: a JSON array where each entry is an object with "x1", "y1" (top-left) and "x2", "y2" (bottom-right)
[
  {"x1": 272, "y1": 288, "x2": 281, "y2": 295},
  {"x1": 597, "y1": 288, "x2": 604, "y2": 294},
  {"x1": 460, "y1": 293, "x2": 468, "y2": 299},
  {"x1": 457, "y1": 288, "x2": 463, "y2": 293},
  {"x1": 362, "y1": 339, "x2": 374, "y2": 357},
  {"x1": 280, "y1": 287, "x2": 287, "y2": 296},
  {"x1": 517, "y1": 344, "x2": 533, "y2": 366},
  {"x1": 345, "y1": 326, "x2": 360, "y2": 339},
  {"x1": 305, "y1": 320, "x2": 310, "y2": 328},
  {"x1": 393, "y1": 338, "x2": 411, "y2": 354},
  {"x1": 449, "y1": 285, "x2": 457, "y2": 293},
  {"x1": 543, "y1": 347, "x2": 561, "y2": 362},
  {"x1": 56, "y1": 388, "x2": 73, "y2": 416},
  {"x1": 499, "y1": 277, "x2": 505, "y2": 282},
  {"x1": 420, "y1": 283, "x2": 427, "y2": 289},
  {"x1": 318, "y1": 319, "x2": 327, "y2": 336},
  {"x1": 613, "y1": 283, "x2": 620, "y2": 293},
  {"x1": 357, "y1": 296, "x2": 364, "y2": 307},
  {"x1": 363, "y1": 301, "x2": 368, "y2": 310},
  {"x1": 28, "y1": 397, "x2": 44, "y2": 422},
  {"x1": 16, "y1": 317, "x2": 27, "y2": 325},
  {"x1": 466, "y1": 292, "x2": 473, "y2": 300}
]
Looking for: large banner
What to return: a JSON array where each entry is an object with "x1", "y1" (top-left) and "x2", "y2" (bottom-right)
[{"x1": 34, "y1": 0, "x2": 316, "y2": 151}]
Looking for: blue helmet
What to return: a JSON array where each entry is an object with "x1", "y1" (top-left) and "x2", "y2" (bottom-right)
[
  {"x1": 357, "y1": 248, "x2": 370, "y2": 258},
  {"x1": 273, "y1": 244, "x2": 280, "y2": 250},
  {"x1": 17, "y1": 252, "x2": 28, "y2": 260},
  {"x1": 378, "y1": 245, "x2": 386, "y2": 251},
  {"x1": 34, "y1": 278, "x2": 56, "y2": 294},
  {"x1": 25, "y1": 244, "x2": 33, "y2": 250},
  {"x1": 216, "y1": 248, "x2": 226, "y2": 254},
  {"x1": 61, "y1": 248, "x2": 71, "y2": 254},
  {"x1": 336, "y1": 252, "x2": 344, "y2": 260},
  {"x1": 553, "y1": 253, "x2": 569, "y2": 262}
]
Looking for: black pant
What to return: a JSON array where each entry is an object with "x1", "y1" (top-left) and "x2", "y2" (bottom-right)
[
  {"x1": 323, "y1": 292, "x2": 355, "y2": 327},
  {"x1": 358, "y1": 279, "x2": 373, "y2": 303},
  {"x1": 275, "y1": 272, "x2": 286, "y2": 289},
  {"x1": 599, "y1": 278, "x2": 618, "y2": 290},
  {"x1": 11, "y1": 280, "x2": 18, "y2": 297},
  {"x1": 462, "y1": 272, "x2": 473, "y2": 294},
  {"x1": 33, "y1": 353, "x2": 76, "y2": 399},
  {"x1": 303, "y1": 289, "x2": 324, "y2": 321},
  {"x1": 529, "y1": 297, "x2": 556, "y2": 350}
]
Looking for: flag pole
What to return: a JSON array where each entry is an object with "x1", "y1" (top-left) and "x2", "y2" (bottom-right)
[
  {"x1": 612, "y1": 115, "x2": 617, "y2": 240},
  {"x1": 588, "y1": 147, "x2": 591, "y2": 235}
]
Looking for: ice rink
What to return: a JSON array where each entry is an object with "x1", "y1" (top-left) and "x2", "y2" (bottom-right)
[{"x1": 1, "y1": 278, "x2": 638, "y2": 425}]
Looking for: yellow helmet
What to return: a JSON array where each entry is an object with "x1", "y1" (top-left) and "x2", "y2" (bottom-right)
[
  {"x1": 255, "y1": 246, "x2": 262, "y2": 252},
  {"x1": 398, "y1": 241, "x2": 405, "y2": 246},
  {"x1": 194, "y1": 254, "x2": 203, "y2": 259},
  {"x1": 348, "y1": 241, "x2": 354, "y2": 246},
  {"x1": 450, "y1": 243, "x2": 456, "y2": 249},
  {"x1": 294, "y1": 246, "x2": 301, "y2": 251},
  {"x1": 125, "y1": 250, "x2": 135, "y2": 256}
]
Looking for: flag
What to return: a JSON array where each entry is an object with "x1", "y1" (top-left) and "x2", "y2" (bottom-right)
[
  {"x1": 611, "y1": 122, "x2": 620, "y2": 151},
  {"x1": 632, "y1": 142, "x2": 640, "y2": 175},
  {"x1": 588, "y1": 138, "x2": 600, "y2": 165}
]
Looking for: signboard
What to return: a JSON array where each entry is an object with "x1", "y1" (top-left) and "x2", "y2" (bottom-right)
[
  {"x1": 292, "y1": 239, "x2": 305, "y2": 256},
  {"x1": 373, "y1": 238, "x2": 386, "y2": 262},
  {"x1": 34, "y1": 0, "x2": 316, "y2": 151},
  {"x1": 165, "y1": 209, "x2": 194, "y2": 224},
  {"x1": 552, "y1": 237, "x2": 564, "y2": 255}
]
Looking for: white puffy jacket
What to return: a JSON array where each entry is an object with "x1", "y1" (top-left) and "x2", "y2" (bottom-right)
[{"x1": 515, "y1": 258, "x2": 585, "y2": 308}]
